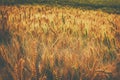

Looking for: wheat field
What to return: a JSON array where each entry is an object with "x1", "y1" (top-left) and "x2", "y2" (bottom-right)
[{"x1": 0, "y1": 5, "x2": 120, "y2": 80}]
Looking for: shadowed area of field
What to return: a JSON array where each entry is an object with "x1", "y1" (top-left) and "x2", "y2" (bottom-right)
[{"x1": 0, "y1": 0, "x2": 120, "y2": 14}]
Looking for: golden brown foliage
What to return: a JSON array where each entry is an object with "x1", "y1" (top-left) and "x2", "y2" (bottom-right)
[{"x1": 0, "y1": 5, "x2": 120, "y2": 80}]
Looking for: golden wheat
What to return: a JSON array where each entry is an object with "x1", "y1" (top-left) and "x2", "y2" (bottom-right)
[{"x1": 0, "y1": 5, "x2": 120, "y2": 80}]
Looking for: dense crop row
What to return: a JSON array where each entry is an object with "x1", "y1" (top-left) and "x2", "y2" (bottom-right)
[{"x1": 0, "y1": 5, "x2": 120, "y2": 80}]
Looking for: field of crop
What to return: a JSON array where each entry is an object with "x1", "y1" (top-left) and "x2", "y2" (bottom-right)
[{"x1": 0, "y1": 5, "x2": 120, "y2": 80}]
